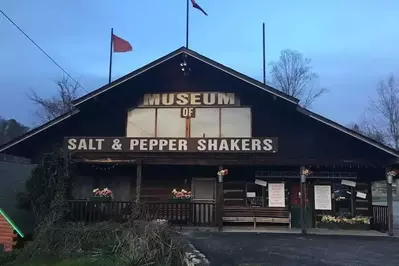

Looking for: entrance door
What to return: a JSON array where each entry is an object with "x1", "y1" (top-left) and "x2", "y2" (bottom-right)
[
  {"x1": 290, "y1": 183, "x2": 313, "y2": 228},
  {"x1": 192, "y1": 178, "x2": 216, "y2": 224}
]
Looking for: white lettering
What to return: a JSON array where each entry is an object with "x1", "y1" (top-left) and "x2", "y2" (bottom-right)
[
  {"x1": 67, "y1": 138, "x2": 77, "y2": 150},
  {"x1": 162, "y1": 94, "x2": 174, "y2": 105},
  {"x1": 218, "y1": 93, "x2": 235, "y2": 105},
  {"x1": 88, "y1": 139, "x2": 97, "y2": 150},
  {"x1": 149, "y1": 139, "x2": 158, "y2": 150},
  {"x1": 252, "y1": 139, "x2": 261, "y2": 151},
  {"x1": 159, "y1": 139, "x2": 168, "y2": 150},
  {"x1": 203, "y1": 93, "x2": 216, "y2": 105},
  {"x1": 208, "y1": 139, "x2": 218, "y2": 151},
  {"x1": 77, "y1": 139, "x2": 88, "y2": 150},
  {"x1": 219, "y1": 139, "x2": 229, "y2": 151},
  {"x1": 143, "y1": 94, "x2": 160, "y2": 106},
  {"x1": 263, "y1": 139, "x2": 273, "y2": 151},
  {"x1": 141, "y1": 92, "x2": 237, "y2": 106},
  {"x1": 179, "y1": 139, "x2": 188, "y2": 151},
  {"x1": 197, "y1": 139, "x2": 206, "y2": 151},
  {"x1": 130, "y1": 139, "x2": 139, "y2": 150},
  {"x1": 169, "y1": 139, "x2": 177, "y2": 151},
  {"x1": 139, "y1": 139, "x2": 148, "y2": 150},
  {"x1": 176, "y1": 93, "x2": 189, "y2": 105},
  {"x1": 241, "y1": 139, "x2": 250, "y2": 151},
  {"x1": 230, "y1": 139, "x2": 239, "y2": 150},
  {"x1": 191, "y1": 93, "x2": 201, "y2": 105}
]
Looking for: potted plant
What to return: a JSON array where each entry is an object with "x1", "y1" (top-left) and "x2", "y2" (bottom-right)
[
  {"x1": 91, "y1": 188, "x2": 114, "y2": 201},
  {"x1": 170, "y1": 189, "x2": 192, "y2": 202},
  {"x1": 317, "y1": 214, "x2": 370, "y2": 230}
]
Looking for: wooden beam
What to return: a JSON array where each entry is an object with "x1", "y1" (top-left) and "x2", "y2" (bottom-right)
[
  {"x1": 386, "y1": 168, "x2": 394, "y2": 236},
  {"x1": 136, "y1": 161, "x2": 142, "y2": 202}
]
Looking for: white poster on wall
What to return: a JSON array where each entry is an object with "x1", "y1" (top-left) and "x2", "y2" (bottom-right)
[
  {"x1": 314, "y1": 185, "x2": 332, "y2": 210},
  {"x1": 268, "y1": 183, "x2": 285, "y2": 207}
]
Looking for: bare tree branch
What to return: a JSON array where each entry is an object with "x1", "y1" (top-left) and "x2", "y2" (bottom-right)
[
  {"x1": 366, "y1": 74, "x2": 399, "y2": 150},
  {"x1": 28, "y1": 76, "x2": 79, "y2": 123},
  {"x1": 269, "y1": 49, "x2": 328, "y2": 108}
]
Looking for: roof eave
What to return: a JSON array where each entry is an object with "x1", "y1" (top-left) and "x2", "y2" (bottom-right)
[{"x1": 297, "y1": 106, "x2": 399, "y2": 158}]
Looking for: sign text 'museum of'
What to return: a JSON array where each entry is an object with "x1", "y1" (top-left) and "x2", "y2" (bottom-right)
[
  {"x1": 141, "y1": 92, "x2": 237, "y2": 106},
  {"x1": 66, "y1": 137, "x2": 278, "y2": 153}
]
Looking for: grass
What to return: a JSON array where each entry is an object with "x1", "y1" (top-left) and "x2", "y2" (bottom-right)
[{"x1": 13, "y1": 257, "x2": 113, "y2": 266}]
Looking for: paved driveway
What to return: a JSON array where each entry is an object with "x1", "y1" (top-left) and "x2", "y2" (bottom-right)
[{"x1": 185, "y1": 232, "x2": 399, "y2": 266}]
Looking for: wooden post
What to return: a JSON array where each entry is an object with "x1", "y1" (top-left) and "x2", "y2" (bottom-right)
[
  {"x1": 217, "y1": 165, "x2": 224, "y2": 231},
  {"x1": 396, "y1": 179, "x2": 399, "y2": 197},
  {"x1": 386, "y1": 169, "x2": 394, "y2": 236},
  {"x1": 300, "y1": 166, "x2": 307, "y2": 234},
  {"x1": 136, "y1": 161, "x2": 142, "y2": 202},
  {"x1": 350, "y1": 186, "x2": 356, "y2": 217}
]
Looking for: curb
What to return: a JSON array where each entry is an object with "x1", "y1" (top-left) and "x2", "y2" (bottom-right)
[{"x1": 183, "y1": 242, "x2": 210, "y2": 266}]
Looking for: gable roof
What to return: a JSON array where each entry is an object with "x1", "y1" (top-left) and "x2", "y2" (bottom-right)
[
  {"x1": 0, "y1": 208, "x2": 24, "y2": 237},
  {"x1": 297, "y1": 107, "x2": 399, "y2": 158},
  {"x1": 0, "y1": 46, "x2": 398, "y2": 160},
  {"x1": 0, "y1": 109, "x2": 80, "y2": 155},
  {"x1": 72, "y1": 46, "x2": 299, "y2": 106}
]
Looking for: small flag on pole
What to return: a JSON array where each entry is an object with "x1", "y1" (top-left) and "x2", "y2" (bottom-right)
[
  {"x1": 109, "y1": 29, "x2": 132, "y2": 83},
  {"x1": 112, "y1": 34, "x2": 133, "y2": 52},
  {"x1": 191, "y1": 0, "x2": 208, "y2": 16}
]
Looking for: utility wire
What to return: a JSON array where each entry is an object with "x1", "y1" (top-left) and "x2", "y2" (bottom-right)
[
  {"x1": 0, "y1": 8, "x2": 87, "y2": 95},
  {"x1": 0, "y1": 8, "x2": 156, "y2": 137}
]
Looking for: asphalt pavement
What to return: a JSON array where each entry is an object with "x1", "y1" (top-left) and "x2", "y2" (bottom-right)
[{"x1": 186, "y1": 231, "x2": 399, "y2": 266}]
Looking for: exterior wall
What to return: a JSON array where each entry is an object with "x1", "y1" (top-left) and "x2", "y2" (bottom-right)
[
  {"x1": 0, "y1": 215, "x2": 14, "y2": 252},
  {"x1": 71, "y1": 165, "x2": 137, "y2": 202}
]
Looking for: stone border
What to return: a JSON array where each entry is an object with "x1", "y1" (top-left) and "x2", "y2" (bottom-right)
[{"x1": 183, "y1": 242, "x2": 210, "y2": 266}]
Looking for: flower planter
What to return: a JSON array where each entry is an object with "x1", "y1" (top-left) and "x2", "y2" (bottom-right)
[
  {"x1": 168, "y1": 198, "x2": 192, "y2": 203},
  {"x1": 91, "y1": 197, "x2": 112, "y2": 202},
  {"x1": 317, "y1": 222, "x2": 370, "y2": 230}
]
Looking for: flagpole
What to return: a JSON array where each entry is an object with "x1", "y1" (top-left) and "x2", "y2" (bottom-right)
[
  {"x1": 108, "y1": 28, "x2": 114, "y2": 84},
  {"x1": 262, "y1": 23, "x2": 266, "y2": 84},
  {"x1": 186, "y1": 0, "x2": 189, "y2": 48}
]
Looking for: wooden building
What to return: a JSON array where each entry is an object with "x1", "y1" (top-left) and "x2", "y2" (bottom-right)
[
  {"x1": 0, "y1": 208, "x2": 23, "y2": 252},
  {"x1": 1, "y1": 47, "x2": 398, "y2": 233}
]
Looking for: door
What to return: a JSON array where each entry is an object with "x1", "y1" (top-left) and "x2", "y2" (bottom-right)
[
  {"x1": 290, "y1": 183, "x2": 313, "y2": 228},
  {"x1": 192, "y1": 178, "x2": 216, "y2": 224}
]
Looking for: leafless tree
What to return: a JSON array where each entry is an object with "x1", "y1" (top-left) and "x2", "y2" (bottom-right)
[
  {"x1": 28, "y1": 76, "x2": 79, "y2": 122},
  {"x1": 269, "y1": 49, "x2": 328, "y2": 108},
  {"x1": 366, "y1": 74, "x2": 399, "y2": 150},
  {"x1": 347, "y1": 121, "x2": 386, "y2": 144}
]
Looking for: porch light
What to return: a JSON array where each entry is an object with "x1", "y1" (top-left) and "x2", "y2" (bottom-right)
[{"x1": 387, "y1": 175, "x2": 393, "y2": 184}]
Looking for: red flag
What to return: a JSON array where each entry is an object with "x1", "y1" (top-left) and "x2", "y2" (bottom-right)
[
  {"x1": 112, "y1": 34, "x2": 132, "y2": 52},
  {"x1": 191, "y1": 0, "x2": 208, "y2": 16}
]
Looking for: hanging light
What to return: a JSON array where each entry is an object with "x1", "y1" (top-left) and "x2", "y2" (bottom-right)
[{"x1": 180, "y1": 54, "x2": 191, "y2": 76}]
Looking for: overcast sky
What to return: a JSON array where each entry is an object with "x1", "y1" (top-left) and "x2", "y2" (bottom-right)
[{"x1": 1, "y1": 0, "x2": 399, "y2": 126}]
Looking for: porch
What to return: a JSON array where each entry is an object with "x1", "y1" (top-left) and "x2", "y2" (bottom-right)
[
  {"x1": 65, "y1": 200, "x2": 389, "y2": 233},
  {"x1": 67, "y1": 159, "x2": 394, "y2": 233}
]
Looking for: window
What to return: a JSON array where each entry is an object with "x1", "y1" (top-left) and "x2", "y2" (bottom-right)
[
  {"x1": 333, "y1": 184, "x2": 352, "y2": 216},
  {"x1": 156, "y1": 108, "x2": 186, "y2": 137},
  {"x1": 126, "y1": 108, "x2": 156, "y2": 137},
  {"x1": 190, "y1": 108, "x2": 220, "y2": 137},
  {"x1": 221, "y1": 108, "x2": 251, "y2": 137},
  {"x1": 126, "y1": 107, "x2": 252, "y2": 138}
]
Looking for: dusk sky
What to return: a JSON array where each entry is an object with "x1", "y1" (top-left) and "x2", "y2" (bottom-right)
[{"x1": 1, "y1": 0, "x2": 399, "y2": 127}]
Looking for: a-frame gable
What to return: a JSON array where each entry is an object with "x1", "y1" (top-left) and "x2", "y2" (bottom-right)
[
  {"x1": 72, "y1": 47, "x2": 299, "y2": 106},
  {"x1": 0, "y1": 46, "x2": 398, "y2": 161}
]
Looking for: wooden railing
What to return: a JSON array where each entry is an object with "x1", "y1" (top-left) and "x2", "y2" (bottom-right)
[
  {"x1": 371, "y1": 205, "x2": 388, "y2": 232},
  {"x1": 66, "y1": 200, "x2": 216, "y2": 226}
]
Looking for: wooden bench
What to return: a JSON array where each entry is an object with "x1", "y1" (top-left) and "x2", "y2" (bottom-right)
[{"x1": 223, "y1": 207, "x2": 291, "y2": 228}]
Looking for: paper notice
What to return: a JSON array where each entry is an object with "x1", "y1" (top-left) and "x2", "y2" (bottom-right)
[{"x1": 255, "y1": 179, "x2": 267, "y2": 187}]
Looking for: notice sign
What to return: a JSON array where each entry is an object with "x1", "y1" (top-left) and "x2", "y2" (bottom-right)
[
  {"x1": 268, "y1": 183, "x2": 285, "y2": 207},
  {"x1": 65, "y1": 137, "x2": 278, "y2": 153},
  {"x1": 314, "y1": 185, "x2": 332, "y2": 210}
]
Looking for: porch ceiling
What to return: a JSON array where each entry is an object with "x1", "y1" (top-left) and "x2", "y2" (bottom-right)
[{"x1": 69, "y1": 152, "x2": 392, "y2": 168}]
